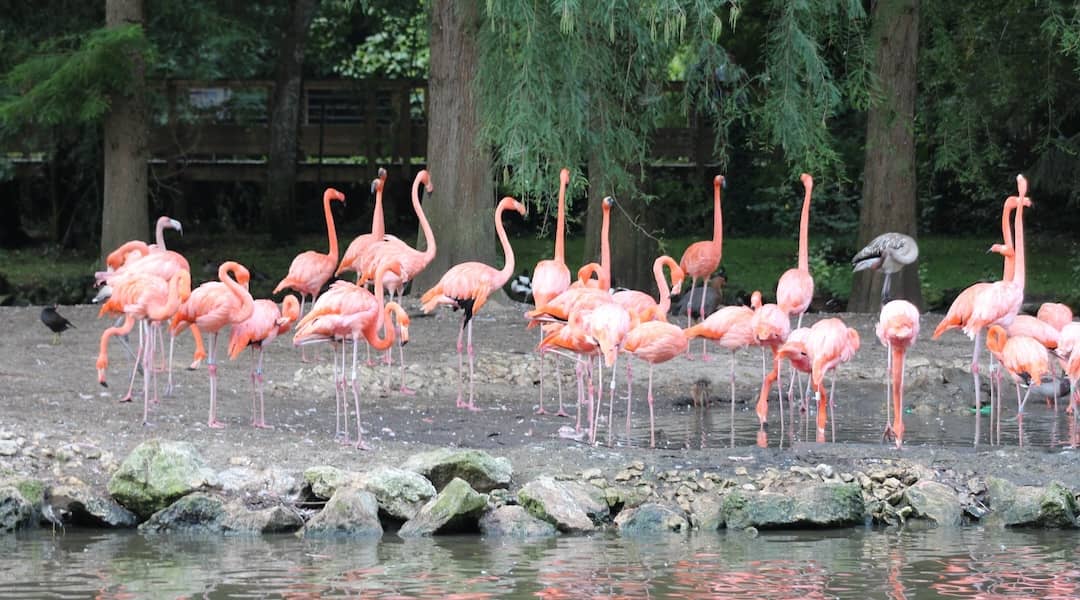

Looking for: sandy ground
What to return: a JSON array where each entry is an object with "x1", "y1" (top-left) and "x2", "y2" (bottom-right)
[{"x1": 2, "y1": 299, "x2": 1079, "y2": 493}]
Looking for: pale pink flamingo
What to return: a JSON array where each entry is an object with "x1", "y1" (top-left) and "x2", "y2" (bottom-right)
[
  {"x1": 776, "y1": 173, "x2": 815, "y2": 328},
  {"x1": 538, "y1": 308, "x2": 604, "y2": 435},
  {"x1": 570, "y1": 196, "x2": 613, "y2": 290},
  {"x1": 804, "y1": 317, "x2": 861, "y2": 443},
  {"x1": 679, "y1": 175, "x2": 725, "y2": 357},
  {"x1": 684, "y1": 304, "x2": 755, "y2": 445},
  {"x1": 1057, "y1": 322, "x2": 1080, "y2": 416},
  {"x1": 95, "y1": 269, "x2": 190, "y2": 424},
  {"x1": 420, "y1": 196, "x2": 526, "y2": 410},
  {"x1": 623, "y1": 320, "x2": 688, "y2": 448},
  {"x1": 583, "y1": 301, "x2": 634, "y2": 445},
  {"x1": 1037, "y1": 303, "x2": 1074, "y2": 331},
  {"x1": 170, "y1": 261, "x2": 255, "y2": 428},
  {"x1": 227, "y1": 295, "x2": 301, "y2": 428},
  {"x1": 531, "y1": 168, "x2": 573, "y2": 416},
  {"x1": 986, "y1": 324, "x2": 1050, "y2": 446},
  {"x1": 273, "y1": 187, "x2": 346, "y2": 315},
  {"x1": 750, "y1": 290, "x2": 791, "y2": 427},
  {"x1": 612, "y1": 255, "x2": 684, "y2": 323},
  {"x1": 876, "y1": 299, "x2": 920, "y2": 448},
  {"x1": 336, "y1": 168, "x2": 388, "y2": 280}
]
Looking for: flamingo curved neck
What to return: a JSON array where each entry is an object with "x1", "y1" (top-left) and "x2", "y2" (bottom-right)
[
  {"x1": 221, "y1": 264, "x2": 254, "y2": 323},
  {"x1": 555, "y1": 177, "x2": 568, "y2": 264},
  {"x1": 414, "y1": 175, "x2": 436, "y2": 261},
  {"x1": 367, "y1": 303, "x2": 400, "y2": 351},
  {"x1": 711, "y1": 180, "x2": 723, "y2": 249},
  {"x1": 155, "y1": 219, "x2": 168, "y2": 248},
  {"x1": 655, "y1": 257, "x2": 675, "y2": 316},
  {"x1": 495, "y1": 204, "x2": 516, "y2": 287},
  {"x1": 1001, "y1": 203, "x2": 1016, "y2": 281},
  {"x1": 371, "y1": 187, "x2": 385, "y2": 240},
  {"x1": 599, "y1": 207, "x2": 611, "y2": 289},
  {"x1": 324, "y1": 193, "x2": 339, "y2": 260},
  {"x1": 1012, "y1": 198, "x2": 1026, "y2": 292},
  {"x1": 148, "y1": 272, "x2": 188, "y2": 322},
  {"x1": 797, "y1": 184, "x2": 812, "y2": 272}
]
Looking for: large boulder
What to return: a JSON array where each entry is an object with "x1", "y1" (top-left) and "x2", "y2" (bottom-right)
[
  {"x1": 302, "y1": 486, "x2": 383, "y2": 538},
  {"x1": 615, "y1": 503, "x2": 689, "y2": 536},
  {"x1": 303, "y1": 466, "x2": 359, "y2": 500},
  {"x1": 517, "y1": 476, "x2": 609, "y2": 533},
  {"x1": 903, "y1": 481, "x2": 962, "y2": 527},
  {"x1": 721, "y1": 483, "x2": 865, "y2": 530},
  {"x1": 47, "y1": 482, "x2": 138, "y2": 528},
  {"x1": 355, "y1": 466, "x2": 437, "y2": 521},
  {"x1": 403, "y1": 449, "x2": 512, "y2": 492},
  {"x1": 479, "y1": 505, "x2": 557, "y2": 538},
  {"x1": 986, "y1": 478, "x2": 1079, "y2": 528},
  {"x1": 0, "y1": 486, "x2": 33, "y2": 532},
  {"x1": 139, "y1": 492, "x2": 228, "y2": 534},
  {"x1": 398, "y1": 478, "x2": 489, "y2": 537},
  {"x1": 107, "y1": 440, "x2": 217, "y2": 519},
  {"x1": 217, "y1": 467, "x2": 300, "y2": 500}
]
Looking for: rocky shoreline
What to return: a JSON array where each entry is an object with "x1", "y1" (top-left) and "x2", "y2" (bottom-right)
[{"x1": 3, "y1": 438, "x2": 1078, "y2": 538}]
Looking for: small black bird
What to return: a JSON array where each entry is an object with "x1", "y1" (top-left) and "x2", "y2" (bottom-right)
[{"x1": 40, "y1": 305, "x2": 75, "y2": 345}]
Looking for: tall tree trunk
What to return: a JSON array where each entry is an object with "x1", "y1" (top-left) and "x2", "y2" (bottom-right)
[
  {"x1": 100, "y1": 0, "x2": 148, "y2": 259},
  {"x1": 849, "y1": 0, "x2": 922, "y2": 312},
  {"x1": 412, "y1": 0, "x2": 494, "y2": 293},
  {"x1": 266, "y1": 0, "x2": 318, "y2": 244}
]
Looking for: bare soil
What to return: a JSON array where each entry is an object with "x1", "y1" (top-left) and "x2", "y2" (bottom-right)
[{"x1": 2, "y1": 299, "x2": 1078, "y2": 493}]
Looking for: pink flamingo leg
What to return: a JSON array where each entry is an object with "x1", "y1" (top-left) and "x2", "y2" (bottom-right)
[
  {"x1": 397, "y1": 322, "x2": 415, "y2": 395},
  {"x1": 142, "y1": 322, "x2": 155, "y2": 425},
  {"x1": 252, "y1": 346, "x2": 273, "y2": 429},
  {"x1": 350, "y1": 336, "x2": 372, "y2": 450},
  {"x1": 455, "y1": 322, "x2": 466, "y2": 408},
  {"x1": 971, "y1": 329, "x2": 984, "y2": 447},
  {"x1": 121, "y1": 323, "x2": 145, "y2": 403},
  {"x1": 207, "y1": 333, "x2": 225, "y2": 428},
  {"x1": 647, "y1": 365, "x2": 656, "y2": 448},
  {"x1": 698, "y1": 278, "x2": 711, "y2": 361},
  {"x1": 684, "y1": 277, "x2": 698, "y2": 358},
  {"x1": 624, "y1": 359, "x2": 634, "y2": 443},
  {"x1": 465, "y1": 320, "x2": 479, "y2": 411},
  {"x1": 536, "y1": 329, "x2": 548, "y2": 415}
]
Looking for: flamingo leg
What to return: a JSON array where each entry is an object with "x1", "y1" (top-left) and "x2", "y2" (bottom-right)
[
  {"x1": 729, "y1": 350, "x2": 736, "y2": 448},
  {"x1": 647, "y1": 364, "x2": 656, "y2": 448},
  {"x1": 536, "y1": 329, "x2": 547, "y2": 415},
  {"x1": 607, "y1": 355, "x2": 619, "y2": 447},
  {"x1": 252, "y1": 346, "x2": 272, "y2": 429},
  {"x1": 351, "y1": 335, "x2": 371, "y2": 450},
  {"x1": 971, "y1": 329, "x2": 984, "y2": 447},
  {"x1": 397, "y1": 319, "x2": 414, "y2": 395},
  {"x1": 207, "y1": 332, "x2": 225, "y2": 428},
  {"x1": 165, "y1": 332, "x2": 177, "y2": 397},
  {"x1": 684, "y1": 277, "x2": 698, "y2": 358},
  {"x1": 829, "y1": 377, "x2": 837, "y2": 443},
  {"x1": 455, "y1": 321, "x2": 466, "y2": 408},
  {"x1": 142, "y1": 322, "x2": 154, "y2": 425},
  {"x1": 698, "y1": 278, "x2": 711, "y2": 361},
  {"x1": 121, "y1": 322, "x2": 145, "y2": 403},
  {"x1": 624, "y1": 358, "x2": 633, "y2": 443},
  {"x1": 883, "y1": 341, "x2": 894, "y2": 443}
]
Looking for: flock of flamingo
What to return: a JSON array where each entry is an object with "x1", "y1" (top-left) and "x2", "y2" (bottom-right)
[{"x1": 89, "y1": 167, "x2": 1080, "y2": 451}]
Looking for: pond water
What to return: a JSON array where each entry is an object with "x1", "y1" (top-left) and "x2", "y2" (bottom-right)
[{"x1": 3, "y1": 527, "x2": 1079, "y2": 598}]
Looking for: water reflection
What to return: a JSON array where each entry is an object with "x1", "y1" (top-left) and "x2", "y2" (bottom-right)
[{"x1": 3, "y1": 528, "x2": 1079, "y2": 598}]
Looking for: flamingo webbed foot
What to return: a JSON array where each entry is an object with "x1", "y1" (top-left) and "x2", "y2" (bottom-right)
[{"x1": 207, "y1": 420, "x2": 227, "y2": 429}]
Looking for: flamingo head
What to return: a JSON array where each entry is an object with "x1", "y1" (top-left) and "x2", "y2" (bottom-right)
[
  {"x1": 1016, "y1": 174, "x2": 1027, "y2": 200},
  {"x1": 714, "y1": 174, "x2": 725, "y2": 189},
  {"x1": 278, "y1": 295, "x2": 301, "y2": 329},
  {"x1": 751, "y1": 290, "x2": 763, "y2": 309},
  {"x1": 603, "y1": 196, "x2": 615, "y2": 211},
  {"x1": 417, "y1": 169, "x2": 433, "y2": 194},
  {"x1": 776, "y1": 339, "x2": 808, "y2": 362},
  {"x1": 987, "y1": 243, "x2": 1013, "y2": 257},
  {"x1": 986, "y1": 325, "x2": 1008, "y2": 354},
  {"x1": 324, "y1": 187, "x2": 346, "y2": 204},
  {"x1": 499, "y1": 196, "x2": 527, "y2": 217},
  {"x1": 157, "y1": 216, "x2": 183, "y2": 236},
  {"x1": 560, "y1": 168, "x2": 570, "y2": 186},
  {"x1": 371, "y1": 176, "x2": 384, "y2": 195},
  {"x1": 800, "y1": 173, "x2": 813, "y2": 193}
]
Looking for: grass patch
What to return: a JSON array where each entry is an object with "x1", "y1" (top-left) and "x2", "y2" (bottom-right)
[{"x1": 1, "y1": 234, "x2": 1077, "y2": 310}]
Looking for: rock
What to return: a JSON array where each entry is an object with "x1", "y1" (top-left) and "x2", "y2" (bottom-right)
[
  {"x1": 721, "y1": 483, "x2": 865, "y2": 529},
  {"x1": 223, "y1": 502, "x2": 304, "y2": 534},
  {"x1": 303, "y1": 466, "x2": 359, "y2": 499},
  {"x1": 0, "y1": 440, "x2": 19, "y2": 457},
  {"x1": 403, "y1": 449, "x2": 512, "y2": 492},
  {"x1": 399, "y1": 478, "x2": 488, "y2": 537},
  {"x1": 106, "y1": 439, "x2": 218, "y2": 519},
  {"x1": 303, "y1": 486, "x2": 383, "y2": 538},
  {"x1": 985, "y1": 478, "x2": 1079, "y2": 528},
  {"x1": 903, "y1": 481, "x2": 962, "y2": 527},
  {"x1": 355, "y1": 466, "x2": 437, "y2": 521},
  {"x1": 517, "y1": 476, "x2": 608, "y2": 533},
  {"x1": 46, "y1": 482, "x2": 138, "y2": 528},
  {"x1": 139, "y1": 492, "x2": 228, "y2": 534},
  {"x1": 479, "y1": 505, "x2": 557, "y2": 538},
  {"x1": 690, "y1": 494, "x2": 725, "y2": 531},
  {"x1": 0, "y1": 486, "x2": 33, "y2": 532},
  {"x1": 615, "y1": 503, "x2": 689, "y2": 536},
  {"x1": 217, "y1": 467, "x2": 301, "y2": 500}
]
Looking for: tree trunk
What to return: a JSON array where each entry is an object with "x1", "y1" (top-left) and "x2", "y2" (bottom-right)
[
  {"x1": 849, "y1": 0, "x2": 922, "y2": 312},
  {"x1": 100, "y1": 0, "x2": 149, "y2": 260},
  {"x1": 411, "y1": 0, "x2": 495, "y2": 293},
  {"x1": 266, "y1": 0, "x2": 318, "y2": 244}
]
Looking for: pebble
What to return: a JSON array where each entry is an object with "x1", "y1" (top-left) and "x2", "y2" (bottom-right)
[
  {"x1": 0, "y1": 440, "x2": 19, "y2": 456},
  {"x1": 735, "y1": 467, "x2": 749, "y2": 476}
]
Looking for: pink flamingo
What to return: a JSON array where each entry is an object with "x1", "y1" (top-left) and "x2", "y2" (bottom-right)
[
  {"x1": 679, "y1": 175, "x2": 725, "y2": 356},
  {"x1": 1037, "y1": 303, "x2": 1074, "y2": 331},
  {"x1": 570, "y1": 196, "x2": 613, "y2": 291},
  {"x1": 531, "y1": 169, "x2": 573, "y2": 416},
  {"x1": 804, "y1": 317, "x2": 861, "y2": 443},
  {"x1": 876, "y1": 299, "x2": 920, "y2": 448},
  {"x1": 776, "y1": 173, "x2": 815, "y2": 328},
  {"x1": 684, "y1": 304, "x2": 755, "y2": 445},
  {"x1": 612, "y1": 255, "x2": 684, "y2": 323},
  {"x1": 274, "y1": 188, "x2": 346, "y2": 316},
  {"x1": 421, "y1": 196, "x2": 526, "y2": 410},
  {"x1": 623, "y1": 320, "x2": 688, "y2": 448},
  {"x1": 171, "y1": 261, "x2": 255, "y2": 428},
  {"x1": 227, "y1": 295, "x2": 301, "y2": 428},
  {"x1": 336, "y1": 168, "x2": 388, "y2": 280},
  {"x1": 95, "y1": 269, "x2": 190, "y2": 424},
  {"x1": 986, "y1": 324, "x2": 1049, "y2": 446},
  {"x1": 1057, "y1": 322, "x2": 1080, "y2": 416},
  {"x1": 751, "y1": 290, "x2": 791, "y2": 427}
]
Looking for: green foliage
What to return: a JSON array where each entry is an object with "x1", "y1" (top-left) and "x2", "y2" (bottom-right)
[
  {"x1": 147, "y1": 1, "x2": 280, "y2": 80},
  {"x1": 311, "y1": 1, "x2": 429, "y2": 79},
  {"x1": 0, "y1": 25, "x2": 151, "y2": 130}
]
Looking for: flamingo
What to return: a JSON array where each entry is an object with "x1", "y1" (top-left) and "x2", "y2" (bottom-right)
[
  {"x1": 1037, "y1": 303, "x2": 1074, "y2": 331},
  {"x1": 538, "y1": 308, "x2": 605, "y2": 435},
  {"x1": 354, "y1": 170, "x2": 436, "y2": 391},
  {"x1": 776, "y1": 173, "x2": 815, "y2": 328},
  {"x1": 623, "y1": 320, "x2": 687, "y2": 448},
  {"x1": 750, "y1": 290, "x2": 791, "y2": 427},
  {"x1": 227, "y1": 295, "x2": 301, "y2": 428},
  {"x1": 852, "y1": 232, "x2": 919, "y2": 304},
  {"x1": 570, "y1": 196, "x2": 613, "y2": 291},
  {"x1": 294, "y1": 259, "x2": 403, "y2": 440},
  {"x1": 611, "y1": 255, "x2": 684, "y2": 323},
  {"x1": 170, "y1": 261, "x2": 255, "y2": 428},
  {"x1": 1057, "y1": 322, "x2": 1080, "y2": 415},
  {"x1": 684, "y1": 304, "x2": 755, "y2": 446},
  {"x1": 986, "y1": 324, "x2": 1050, "y2": 446},
  {"x1": 420, "y1": 196, "x2": 526, "y2": 410},
  {"x1": 583, "y1": 301, "x2": 634, "y2": 445},
  {"x1": 273, "y1": 187, "x2": 346, "y2": 316},
  {"x1": 531, "y1": 168, "x2": 573, "y2": 416},
  {"x1": 336, "y1": 168, "x2": 388, "y2": 281},
  {"x1": 95, "y1": 269, "x2": 190, "y2": 424},
  {"x1": 679, "y1": 175, "x2": 725, "y2": 357},
  {"x1": 876, "y1": 299, "x2": 920, "y2": 448},
  {"x1": 804, "y1": 317, "x2": 861, "y2": 443}
]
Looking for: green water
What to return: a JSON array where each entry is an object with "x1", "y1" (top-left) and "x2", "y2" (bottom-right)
[{"x1": 2, "y1": 527, "x2": 1078, "y2": 598}]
